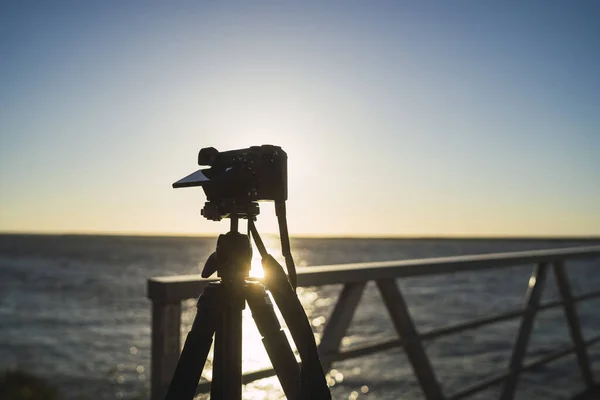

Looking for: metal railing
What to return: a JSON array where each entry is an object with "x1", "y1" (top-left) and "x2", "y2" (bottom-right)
[{"x1": 147, "y1": 245, "x2": 600, "y2": 400}]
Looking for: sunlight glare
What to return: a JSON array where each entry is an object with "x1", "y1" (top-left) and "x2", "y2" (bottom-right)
[
  {"x1": 249, "y1": 256, "x2": 265, "y2": 278},
  {"x1": 248, "y1": 239, "x2": 279, "y2": 279}
]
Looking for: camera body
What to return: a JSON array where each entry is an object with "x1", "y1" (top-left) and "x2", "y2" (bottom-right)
[{"x1": 173, "y1": 145, "x2": 287, "y2": 219}]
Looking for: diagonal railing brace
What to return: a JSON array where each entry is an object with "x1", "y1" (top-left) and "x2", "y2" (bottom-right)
[
  {"x1": 500, "y1": 262, "x2": 548, "y2": 400},
  {"x1": 553, "y1": 261, "x2": 595, "y2": 388},
  {"x1": 377, "y1": 278, "x2": 444, "y2": 400},
  {"x1": 318, "y1": 282, "x2": 366, "y2": 370}
]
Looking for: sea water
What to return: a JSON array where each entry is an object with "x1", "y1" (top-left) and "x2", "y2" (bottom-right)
[{"x1": 1, "y1": 234, "x2": 599, "y2": 399}]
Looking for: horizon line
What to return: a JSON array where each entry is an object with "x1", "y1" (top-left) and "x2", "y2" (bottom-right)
[{"x1": 1, "y1": 230, "x2": 600, "y2": 241}]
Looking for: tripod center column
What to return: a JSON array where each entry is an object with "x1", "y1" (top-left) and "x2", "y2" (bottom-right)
[{"x1": 215, "y1": 230, "x2": 252, "y2": 399}]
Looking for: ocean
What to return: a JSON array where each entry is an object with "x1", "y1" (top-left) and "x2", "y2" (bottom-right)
[{"x1": 1, "y1": 234, "x2": 599, "y2": 400}]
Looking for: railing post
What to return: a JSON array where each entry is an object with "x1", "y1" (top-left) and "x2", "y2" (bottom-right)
[
  {"x1": 376, "y1": 279, "x2": 444, "y2": 400},
  {"x1": 318, "y1": 282, "x2": 366, "y2": 370},
  {"x1": 500, "y1": 262, "x2": 548, "y2": 400},
  {"x1": 150, "y1": 300, "x2": 182, "y2": 400},
  {"x1": 553, "y1": 260, "x2": 594, "y2": 387}
]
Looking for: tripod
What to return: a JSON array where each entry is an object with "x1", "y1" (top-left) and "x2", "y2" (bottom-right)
[{"x1": 164, "y1": 210, "x2": 331, "y2": 400}]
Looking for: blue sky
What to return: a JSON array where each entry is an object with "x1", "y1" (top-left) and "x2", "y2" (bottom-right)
[{"x1": 1, "y1": 1, "x2": 599, "y2": 236}]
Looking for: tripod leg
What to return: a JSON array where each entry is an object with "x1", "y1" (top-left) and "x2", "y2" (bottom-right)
[
  {"x1": 165, "y1": 284, "x2": 220, "y2": 400},
  {"x1": 262, "y1": 255, "x2": 331, "y2": 399},
  {"x1": 246, "y1": 282, "x2": 300, "y2": 400}
]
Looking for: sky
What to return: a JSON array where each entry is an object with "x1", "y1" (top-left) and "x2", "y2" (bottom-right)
[{"x1": 1, "y1": 1, "x2": 599, "y2": 237}]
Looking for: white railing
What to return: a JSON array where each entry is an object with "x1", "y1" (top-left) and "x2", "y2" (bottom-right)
[{"x1": 147, "y1": 246, "x2": 600, "y2": 400}]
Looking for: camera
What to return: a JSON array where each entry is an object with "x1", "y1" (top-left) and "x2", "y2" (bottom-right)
[{"x1": 173, "y1": 145, "x2": 288, "y2": 220}]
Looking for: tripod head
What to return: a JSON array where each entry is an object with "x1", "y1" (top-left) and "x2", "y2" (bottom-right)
[
  {"x1": 200, "y1": 200, "x2": 259, "y2": 222},
  {"x1": 199, "y1": 212, "x2": 255, "y2": 280}
]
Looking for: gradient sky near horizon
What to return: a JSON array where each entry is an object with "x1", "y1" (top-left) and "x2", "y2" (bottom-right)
[{"x1": 1, "y1": 1, "x2": 599, "y2": 237}]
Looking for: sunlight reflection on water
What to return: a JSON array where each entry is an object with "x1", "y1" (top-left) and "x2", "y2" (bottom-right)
[
  {"x1": 182, "y1": 238, "x2": 319, "y2": 399},
  {"x1": 183, "y1": 293, "x2": 317, "y2": 399}
]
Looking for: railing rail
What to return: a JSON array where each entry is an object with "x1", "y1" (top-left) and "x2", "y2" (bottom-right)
[{"x1": 147, "y1": 245, "x2": 600, "y2": 400}]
